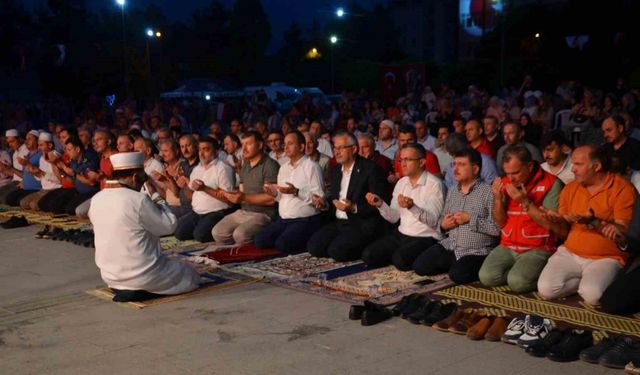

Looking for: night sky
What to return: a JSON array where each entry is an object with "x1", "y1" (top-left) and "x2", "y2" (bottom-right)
[{"x1": 24, "y1": 0, "x2": 383, "y2": 53}]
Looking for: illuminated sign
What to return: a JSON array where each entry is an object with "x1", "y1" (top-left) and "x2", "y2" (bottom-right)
[{"x1": 460, "y1": 0, "x2": 504, "y2": 37}]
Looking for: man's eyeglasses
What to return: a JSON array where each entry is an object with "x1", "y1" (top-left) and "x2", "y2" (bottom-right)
[{"x1": 399, "y1": 157, "x2": 422, "y2": 163}]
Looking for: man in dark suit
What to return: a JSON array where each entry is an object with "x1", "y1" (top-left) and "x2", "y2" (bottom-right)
[{"x1": 307, "y1": 131, "x2": 389, "y2": 261}]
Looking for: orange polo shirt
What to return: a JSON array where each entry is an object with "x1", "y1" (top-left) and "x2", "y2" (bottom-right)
[{"x1": 560, "y1": 173, "x2": 637, "y2": 265}]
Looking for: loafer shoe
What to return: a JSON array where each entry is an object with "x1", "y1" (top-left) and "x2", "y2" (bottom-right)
[
  {"x1": 349, "y1": 305, "x2": 366, "y2": 320},
  {"x1": 525, "y1": 328, "x2": 567, "y2": 357},
  {"x1": 449, "y1": 310, "x2": 485, "y2": 335},
  {"x1": 401, "y1": 295, "x2": 429, "y2": 320},
  {"x1": 35, "y1": 225, "x2": 51, "y2": 239},
  {"x1": 599, "y1": 336, "x2": 640, "y2": 369},
  {"x1": 485, "y1": 316, "x2": 509, "y2": 342},
  {"x1": 580, "y1": 336, "x2": 618, "y2": 363},
  {"x1": 361, "y1": 306, "x2": 392, "y2": 326},
  {"x1": 433, "y1": 307, "x2": 467, "y2": 332},
  {"x1": 422, "y1": 302, "x2": 457, "y2": 326},
  {"x1": 517, "y1": 315, "x2": 553, "y2": 348},
  {"x1": 407, "y1": 299, "x2": 436, "y2": 325},
  {"x1": 391, "y1": 293, "x2": 420, "y2": 316},
  {"x1": 502, "y1": 315, "x2": 527, "y2": 344},
  {"x1": 467, "y1": 316, "x2": 494, "y2": 340},
  {"x1": 547, "y1": 330, "x2": 593, "y2": 362}
]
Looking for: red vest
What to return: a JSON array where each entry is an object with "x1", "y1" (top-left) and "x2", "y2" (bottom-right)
[{"x1": 500, "y1": 166, "x2": 557, "y2": 253}]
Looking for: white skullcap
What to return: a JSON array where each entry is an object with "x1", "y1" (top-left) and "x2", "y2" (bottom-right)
[
  {"x1": 110, "y1": 152, "x2": 144, "y2": 171},
  {"x1": 379, "y1": 119, "x2": 394, "y2": 130},
  {"x1": 129, "y1": 124, "x2": 141, "y2": 130},
  {"x1": 38, "y1": 132, "x2": 53, "y2": 142},
  {"x1": 5, "y1": 129, "x2": 19, "y2": 138},
  {"x1": 27, "y1": 130, "x2": 40, "y2": 138}
]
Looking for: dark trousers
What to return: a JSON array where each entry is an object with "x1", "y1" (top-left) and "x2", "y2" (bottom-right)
[
  {"x1": 362, "y1": 230, "x2": 436, "y2": 271},
  {"x1": 255, "y1": 214, "x2": 322, "y2": 254},
  {"x1": 412, "y1": 243, "x2": 486, "y2": 284},
  {"x1": 307, "y1": 220, "x2": 378, "y2": 262},
  {"x1": 600, "y1": 266, "x2": 640, "y2": 315},
  {"x1": 5, "y1": 189, "x2": 36, "y2": 207},
  {"x1": 39, "y1": 189, "x2": 77, "y2": 214},
  {"x1": 64, "y1": 191, "x2": 96, "y2": 216},
  {"x1": 175, "y1": 208, "x2": 235, "y2": 242}
]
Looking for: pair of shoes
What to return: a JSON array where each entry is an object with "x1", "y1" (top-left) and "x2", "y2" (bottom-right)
[
  {"x1": 406, "y1": 299, "x2": 458, "y2": 326},
  {"x1": 526, "y1": 328, "x2": 569, "y2": 357},
  {"x1": 1, "y1": 215, "x2": 29, "y2": 229},
  {"x1": 467, "y1": 316, "x2": 511, "y2": 341},
  {"x1": 449, "y1": 310, "x2": 486, "y2": 335},
  {"x1": 581, "y1": 336, "x2": 640, "y2": 369},
  {"x1": 502, "y1": 315, "x2": 553, "y2": 347},
  {"x1": 35, "y1": 225, "x2": 51, "y2": 239},
  {"x1": 51, "y1": 227, "x2": 64, "y2": 240},
  {"x1": 546, "y1": 330, "x2": 593, "y2": 362},
  {"x1": 348, "y1": 301, "x2": 393, "y2": 326},
  {"x1": 433, "y1": 308, "x2": 468, "y2": 331},
  {"x1": 391, "y1": 293, "x2": 422, "y2": 316}
]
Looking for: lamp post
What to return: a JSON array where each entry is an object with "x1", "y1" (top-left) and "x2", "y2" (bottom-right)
[
  {"x1": 145, "y1": 28, "x2": 162, "y2": 97},
  {"x1": 330, "y1": 35, "x2": 338, "y2": 93},
  {"x1": 116, "y1": 0, "x2": 128, "y2": 97}
]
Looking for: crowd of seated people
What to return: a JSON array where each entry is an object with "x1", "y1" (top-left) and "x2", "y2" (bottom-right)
[{"x1": 2, "y1": 77, "x2": 640, "y2": 315}]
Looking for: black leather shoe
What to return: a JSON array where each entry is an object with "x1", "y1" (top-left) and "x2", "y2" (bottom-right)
[
  {"x1": 349, "y1": 305, "x2": 366, "y2": 320},
  {"x1": 526, "y1": 328, "x2": 567, "y2": 357},
  {"x1": 546, "y1": 330, "x2": 594, "y2": 362},
  {"x1": 407, "y1": 299, "x2": 436, "y2": 325},
  {"x1": 598, "y1": 336, "x2": 640, "y2": 369},
  {"x1": 51, "y1": 228, "x2": 64, "y2": 240},
  {"x1": 361, "y1": 306, "x2": 392, "y2": 326},
  {"x1": 391, "y1": 293, "x2": 421, "y2": 316},
  {"x1": 579, "y1": 336, "x2": 617, "y2": 363},
  {"x1": 422, "y1": 302, "x2": 457, "y2": 326},
  {"x1": 1, "y1": 216, "x2": 29, "y2": 229},
  {"x1": 401, "y1": 295, "x2": 429, "y2": 319},
  {"x1": 35, "y1": 225, "x2": 51, "y2": 239}
]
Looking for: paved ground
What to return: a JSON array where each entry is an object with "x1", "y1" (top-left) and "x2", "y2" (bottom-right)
[{"x1": 0, "y1": 225, "x2": 623, "y2": 375}]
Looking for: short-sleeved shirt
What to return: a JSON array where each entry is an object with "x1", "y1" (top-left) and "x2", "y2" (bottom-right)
[
  {"x1": 239, "y1": 154, "x2": 279, "y2": 217},
  {"x1": 99, "y1": 155, "x2": 114, "y2": 190},
  {"x1": 604, "y1": 137, "x2": 640, "y2": 171},
  {"x1": 22, "y1": 150, "x2": 43, "y2": 191},
  {"x1": 560, "y1": 173, "x2": 637, "y2": 265},
  {"x1": 70, "y1": 153, "x2": 100, "y2": 194}
]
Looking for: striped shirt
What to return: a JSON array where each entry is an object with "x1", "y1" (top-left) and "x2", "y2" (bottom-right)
[{"x1": 439, "y1": 180, "x2": 501, "y2": 259}]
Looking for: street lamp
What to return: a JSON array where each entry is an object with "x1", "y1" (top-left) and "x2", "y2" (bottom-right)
[
  {"x1": 145, "y1": 29, "x2": 162, "y2": 98},
  {"x1": 116, "y1": 0, "x2": 128, "y2": 97},
  {"x1": 336, "y1": 7, "x2": 345, "y2": 17},
  {"x1": 329, "y1": 35, "x2": 338, "y2": 93}
]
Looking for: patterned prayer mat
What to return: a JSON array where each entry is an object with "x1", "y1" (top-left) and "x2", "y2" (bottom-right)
[
  {"x1": 197, "y1": 244, "x2": 283, "y2": 265},
  {"x1": 85, "y1": 266, "x2": 260, "y2": 309},
  {"x1": 272, "y1": 265, "x2": 455, "y2": 305},
  {"x1": 433, "y1": 283, "x2": 640, "y2": 341},
  {"x1": 158, "y1": 236, "x2": 206, "y2": 252},
  {"x1": 237, "y1": 253, "x2": 362, "y2": 279},
  {"x1": 0, "y1": 206, "x2": 89, "y2": 230}
]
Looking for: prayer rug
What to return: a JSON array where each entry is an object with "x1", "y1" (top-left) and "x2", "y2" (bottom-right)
[
  {"x1": 271, "y1": 265, "x2": 455, "y2": 305},
  {"x1": 196, "y1": 244, "x2": 283, "y2": 265},
  {"x1": 0, "y1": 207, "x2": 89, "y2": 230},
  {"x1": 85, "y1": 267, "x2": 260, "y2": 309},
  {"x1": 433, "y1": 283, "x2": 640, "y2": 341},
  {"x1": 237, "y1": 253, "x2": 362, "y2": 279},
  {"x1": 159, "y1": 236, "x2": 206, "y2": 253}
]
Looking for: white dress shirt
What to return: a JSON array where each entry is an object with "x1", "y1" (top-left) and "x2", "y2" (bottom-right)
[
  {"x1": 12, "y1": 144, "x2": 29, "y2": 182},
  {"x1": 335, "y1": 162, "x2": 354, "y2": 220},
  {"x1": 189, "y1": 158, "x2": 234, "y2": 215},
  {"x1": 378, "y1": 171, "x2": 444, "y2": 239},
  {"x1": 89, "y1": 187, "x2": 199, "y2": 294},
  {"x1": 269, "y1": 150, "x2": 290, "y2": 166},
  {"x1": 275, "y1": 155, "x2": 324, "y2": 219},
  {"x1": 418, "y1": 135, "x2": 437, "y2": 151},
  {"x1": 317, "y1": 138, "x2": 333, "y2": 158},
  {"x1": 37, "y1": 155, "x2": 62, "y2": 190}
]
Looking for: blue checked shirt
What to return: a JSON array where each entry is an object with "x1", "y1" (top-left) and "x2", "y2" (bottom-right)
[{"x1": 439, "y1": 180, "x2": 501, "y2": 259}]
